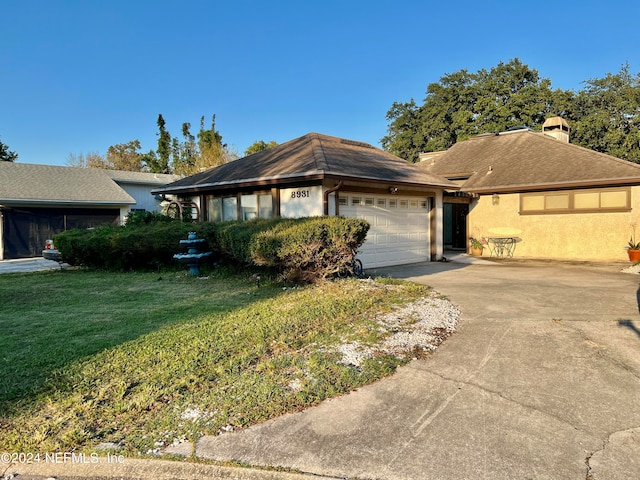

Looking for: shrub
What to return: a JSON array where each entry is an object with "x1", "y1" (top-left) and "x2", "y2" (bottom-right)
[
  {"x1": 55, "y1": 222, "x2": 197, "y2": 271},
  {"x1": 54, "y1": 227, "x2": 114, "y2": 268},
  {"x1": 110, "y1": 222, "x2": 196, "y2": 270},
  {"x1": 250, "y1": 216, "x2": 370, "y2": 281},
  {"x1": 216, "y1": 218, "x2": 296, "y2": 264},
  {"x1": 124, "y1": 210, "x2": 176, "y2": 228},
  {"x1": 54, "y1": 215, "x2": 369, "y2": 280}
]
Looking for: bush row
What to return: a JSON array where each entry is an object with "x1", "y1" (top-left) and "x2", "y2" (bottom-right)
[
  {"x1": 54, "y1": 213, "x2": 369, "y2": 281},
  {"x1": 54, "y1": 221, "x2": 196, "y2": 271}
]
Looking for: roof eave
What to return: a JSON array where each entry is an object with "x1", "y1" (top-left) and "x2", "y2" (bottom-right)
[
  {"x1": 153, "y1": 171, "x2": 458, "y2": 195},
  {"x1": 463, "y1": 177, "x2": 640, "y2": 194},
  {"x1": 152, "y1": 172, "x2": 327, "y2": 195},
  {"x1": 115, "y1": 180, "x2": 178, "y2": 186},
  {"x1": 0, "y1": 199, "x2": 136, "y2": 206}
]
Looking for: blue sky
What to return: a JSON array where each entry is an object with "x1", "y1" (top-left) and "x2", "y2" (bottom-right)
[{"x1": 1, "y1": 0, "x2": 639, "y2": 166}]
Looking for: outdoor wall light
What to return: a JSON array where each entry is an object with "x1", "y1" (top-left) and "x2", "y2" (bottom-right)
[
  {"x1": 492, "y1": 193, "x2": 500, "y2": 206},
  {"x1": 389, "y1": 187, "x2": 398, "y2": 194}
]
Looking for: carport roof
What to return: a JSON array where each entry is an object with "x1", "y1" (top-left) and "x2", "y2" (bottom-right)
[
  {"x1": 0, "y1": 162, "x2": 136, "y2": 205},
  {"x1": 153, "y1": 132, "x2": 458, "y2": 195},
  {"x1": 417, "y1": 130, "x2": 640, "y2": 193}
]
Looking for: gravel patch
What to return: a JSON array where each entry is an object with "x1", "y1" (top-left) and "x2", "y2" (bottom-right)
[{"x1": 335, "y1": 285, "x2": 461, "y2": 367}]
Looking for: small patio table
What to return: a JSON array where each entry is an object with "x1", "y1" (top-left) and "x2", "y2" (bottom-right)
[{"x1": 486, "y1": 228, "x2": 522, "y2": 258}]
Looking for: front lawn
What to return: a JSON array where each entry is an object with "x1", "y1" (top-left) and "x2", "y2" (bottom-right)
[{"x1": 0, "y1": 267, "x2": 430, "y2": 456}]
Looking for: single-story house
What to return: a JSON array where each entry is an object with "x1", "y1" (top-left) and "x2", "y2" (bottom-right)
[
  {"x1": 153, "y1": 132, "x2": 458, "y2": 268},
  {"x1": 0, "y1": 162, "x2": 178, "y2": 259},
  {"x1": 417, "y1": 117, "x2": 640, "y2": 261}
]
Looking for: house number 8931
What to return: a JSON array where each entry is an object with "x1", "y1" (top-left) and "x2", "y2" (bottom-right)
[{"x1": 291, "y1": 190, "x2": 310, "y2": 198}]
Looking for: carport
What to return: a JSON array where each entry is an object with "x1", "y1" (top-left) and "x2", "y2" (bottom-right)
[
  {"x1": 1, "y1": 206, "x2": 120, "y2": 258},
  {"x1": 0, "y1": 162, "x2": 135, "y2": 259}
]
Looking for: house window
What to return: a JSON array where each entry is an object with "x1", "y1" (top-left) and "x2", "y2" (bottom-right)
[
  {"x1": 259, "y1": 194, "x2": 273, "y2": 218},
  {"x1": 520, "y1": 187, "x2": 631, "y2": 214},
  {"x1": 545, "y1": 194, "x2": 570, "y2": 211},
  {"x1": 207, "y1": 193, "x2": 273, "y2": 222},
  {"x1": 574, "y1": 192, "x2": 600, "y2": 209},
  {"x1": 376, "y1": 198, "x2": 386, "y2": 208},
  {"x1": 222, "y1": 197, "x2": 238, "y2": 221},
  {"x1": 207, "y1": 197, "x2": 223, "y2": 222},
  {"x1": 521, "y1": 195, "x2": 544, "y2": 211},
  {"x1": 600, "y1": 190, "x2": 629, "y2": 209},
  {"x1": 241, "y1": 194, "x2": 258, "y2": 220}
]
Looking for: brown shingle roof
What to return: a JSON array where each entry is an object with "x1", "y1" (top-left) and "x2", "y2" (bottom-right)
[
  {"x1": 417, "y1": 130, "x2": 640, "y2": 193},
  {"x1": 0, "y1": 162, "x2": 136, "y2": 205},
  {"x1": 155, "y1": 133, "x2": 457, "y2": 194}
]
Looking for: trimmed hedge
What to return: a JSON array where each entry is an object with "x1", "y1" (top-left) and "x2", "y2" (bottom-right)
[
  {"x1": 123, "y1": 210, "x2": 175, "y2": 228},
  {"x1": 55, "y1": 222, "x2": 196, "y2": 271},
  {"x1": 54, "y1": 216, "x2": 369, "y2": 281},
  {"x1": 251, "y1": 217, "x2": 369, "y2": 281}
]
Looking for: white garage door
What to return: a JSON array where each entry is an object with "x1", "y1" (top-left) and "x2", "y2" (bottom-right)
[{"x1": 340, "y1": 194, "x2": 430, "y2": 268}]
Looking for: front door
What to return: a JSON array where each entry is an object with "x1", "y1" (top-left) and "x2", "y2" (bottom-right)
[{"x1": 451, "y1": 203, "x2": 469, "y2": 249}]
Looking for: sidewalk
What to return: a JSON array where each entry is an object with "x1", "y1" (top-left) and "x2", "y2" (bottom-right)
[{"x1": 0, "y1": 257, "x2": 67, "y2": 274}]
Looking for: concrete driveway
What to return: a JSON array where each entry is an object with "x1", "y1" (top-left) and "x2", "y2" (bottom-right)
[{"x1": 189, "y1": 258, "x2": 640, "y2": 479}]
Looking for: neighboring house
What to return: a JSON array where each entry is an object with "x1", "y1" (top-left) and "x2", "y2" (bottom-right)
[
  {"x1": 0, "y1": 162, "x2": 179, "y2": 259},
  {"x1": 101, "y1": 169, "x2": 180, "y2": 212},
  {"x1": 153, "y1": 132, "x2": 457, "y2": 268},
  {"x1": 417, "y1": 117, "x2": 640, "y2": 261}
]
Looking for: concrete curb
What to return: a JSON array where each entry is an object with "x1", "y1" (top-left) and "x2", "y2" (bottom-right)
[{"x1": 2, "y1": 457, "x2": 321, "y2": 480}]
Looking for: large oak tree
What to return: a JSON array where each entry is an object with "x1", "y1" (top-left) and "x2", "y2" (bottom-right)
[
  {"x1": 568, "y1": 63, "x2": 640, "y2": 163},
  {"x1": 382, "y1": 59, "x2": 640, "y2": 163}
]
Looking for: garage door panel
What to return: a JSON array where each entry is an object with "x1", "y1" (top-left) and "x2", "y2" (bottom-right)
[{"x1": 377, "y1": 217, "x2": 389, "y2": 227}]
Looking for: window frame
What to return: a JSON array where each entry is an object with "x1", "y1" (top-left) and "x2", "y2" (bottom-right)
[
  {"x1": 519, "y1": 187, "x2": 631, "y2": 215},
  {"x1": 206, "y1": 191, "x2": 274, "y2": 222}
]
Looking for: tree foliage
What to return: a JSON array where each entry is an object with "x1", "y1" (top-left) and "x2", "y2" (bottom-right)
[
  {"x1": 67, "y1": 141, "x2": 146, "y2": 171},
  {"x1": 66, "y1": 152, "x2": 107, "y2": 168},
  {"x1": 170, "y1": 115, "x2": 238, "y2": 175},
  {"x1": 67, "y1": 114, "x2": 237, "y2": 174},
  {"x1": 382, "y1": 59, "x2": 640, "y2": 163},
  {"x1": 382, "y1": 59, "x2": 562, "y2": 162},
  {"x1": 171, "y1": 122, "x2": 197, "y2": 176},
  {"x1": 0, "y1": 136, "x2": 18, "y2": 162},
  {"x1": 568, "y1": 63, "x2": 640, "y2": 163},
  {"x1": 245, "y1": 140, "x2": 278, "y2": 156},
  {"x1": 105, "y1": 140, "x2": 146, "y2": 171},
  {"x1": 147, "y1": 114, "x2": 172, "y2": 174}
]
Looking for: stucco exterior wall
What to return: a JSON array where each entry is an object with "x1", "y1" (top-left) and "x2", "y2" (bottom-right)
[
  {"x1": 468, "y1": 187, "x2": 640, "y2": 261},
  {"x1": 280, "y1": 186, "x2": 324, "y2": 218}
]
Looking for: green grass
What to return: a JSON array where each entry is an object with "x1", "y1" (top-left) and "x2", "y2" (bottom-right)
[{"x1": 0, "y1": 268, "x2": 429, "y2": 456}]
